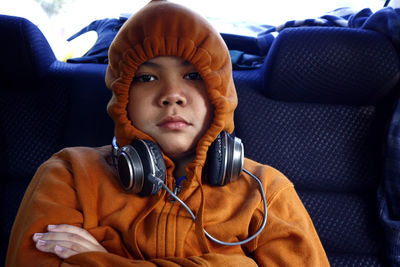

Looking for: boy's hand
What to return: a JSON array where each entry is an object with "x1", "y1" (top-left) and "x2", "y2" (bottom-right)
[{"x1": 32, "y1": 224, "x2": 107, "y2": 259}]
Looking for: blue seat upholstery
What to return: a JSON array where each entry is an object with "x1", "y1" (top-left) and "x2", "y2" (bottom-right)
[
  {"x1": 1, "y1": 15, "x2": 400, "y2": 266},
  {"x1": 0, "y1": 15, "x2": 113, "y2": 264},
  {"x1": 234, "y1": 27, "x2": 400, "y2": 266}
]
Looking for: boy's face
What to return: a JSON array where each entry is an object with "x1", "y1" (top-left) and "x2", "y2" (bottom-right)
[{"x1": 128, "y1": 56, "x2": 213, "y2": 160}]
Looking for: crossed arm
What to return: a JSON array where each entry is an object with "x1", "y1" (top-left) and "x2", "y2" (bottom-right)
[
  {"x1": 8, "y1": 152, "x2": 328, "y2": 267},
  {"x1": 7, "y1": 153, "x2": 258, "y2": 266},
  {"x1": 29, "y1": 225, "x2": 258, "y2": 267},
  {"x1": 32, "y1": 224, "x2": 107, "y2": 259}
]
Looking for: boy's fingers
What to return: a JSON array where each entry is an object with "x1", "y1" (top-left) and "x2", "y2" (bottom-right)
[
  {"x1": 32, "y1": 224, "x2": 107, "y2": 256},
  {"x1": 54, "y1": 245, "x2": 78, "y2": 259},
  {"x1": 35, "y1": 240, "x2": 84, "y2": 259},
  {"x1": 32, "y1": 224, "x2": 107, "y2": 259},
  {"x1": 33, "y1": 231, "x2": 107, "y2": 253},
  {"x1": 33, "y1": 231, "x2": 91, "y2": 249},
  {"x1": 47, "y1": 224, "x2": 99, "y2": 244}
]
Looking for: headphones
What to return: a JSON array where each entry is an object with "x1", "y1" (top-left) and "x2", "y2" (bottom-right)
[
  {"x1": 111, "y1": 131, "x2": 268, "y2": 246},
  {"x1": 111, "y1": 131, "x2": 244, "y2": 196}
]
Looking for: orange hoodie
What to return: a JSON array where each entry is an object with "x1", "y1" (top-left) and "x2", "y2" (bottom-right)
[{"x1": 6, "y1": 1, "x2": 330, "y2": 266}]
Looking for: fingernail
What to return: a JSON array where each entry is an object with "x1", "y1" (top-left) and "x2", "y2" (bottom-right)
[
  {"x1": 37, "y1": 240, "x2": 46, "y2": 246},
  {"x1": 55, "y1": 245, "x2": 64, "y2": 253},
  {"x1": 33, "y1": 233, "x2": 43, "y2": 240},
  {"x1": 48, "y1": 224, "x2": 56, "y2": 230}
]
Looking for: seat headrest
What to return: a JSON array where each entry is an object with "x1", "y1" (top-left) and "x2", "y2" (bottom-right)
[
  {"x1": 0, "y1": 15, "x2": 56, "y2": 90},
  {"x1": 262, "y1": 27, "x2": 400, "y2": 105}
]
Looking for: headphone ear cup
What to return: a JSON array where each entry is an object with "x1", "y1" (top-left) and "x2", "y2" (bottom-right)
[
  {"x1": 205, "y1": 132, "x2": 227, "y2": 186},
  {"x1": 139, "y1": 140, "x2": 166, "y2": 196},
  {"x1": 205, "y1": 132, "x2": 244, "y2": 186},
  {"x1": 115, "y1": 139, "x2": 165, "y2": 196},
  {"x1": 115, "y1": 142, "x2": 144, "y2": 193}
]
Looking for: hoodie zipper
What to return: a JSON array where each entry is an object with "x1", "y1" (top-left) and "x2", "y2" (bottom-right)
[{"x1": 168, "y1": 176, "x2": 186, "y2": 202}]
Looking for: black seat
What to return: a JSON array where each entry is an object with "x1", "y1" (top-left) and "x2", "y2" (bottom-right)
[
  {"x1": 0, "y1": 15, "x2": 113, "y2": 265},
  {"x1": 2, "y1": 14, "x2": 400, "y2": 266},
  {"x1": 234, "y1": 27, "x2": 400, "y2": 266}
]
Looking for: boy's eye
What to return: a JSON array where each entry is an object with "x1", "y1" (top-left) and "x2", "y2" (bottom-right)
[
  {"x1": 184, "y1": 72, "x2": 202, "y2": 80},
  {"x1": 133, "y1": 75, "x2": 156, "y2": 83}
]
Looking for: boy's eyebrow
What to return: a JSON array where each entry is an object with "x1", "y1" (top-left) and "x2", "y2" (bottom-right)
[
  {"x1": 140, "y1": 61, "x2": 160, "y2": 68},
  {"x1": 181, "y1": 60, "x2": 191, "y2": 66}
]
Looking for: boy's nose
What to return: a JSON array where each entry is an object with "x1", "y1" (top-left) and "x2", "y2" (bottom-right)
[{"x1": 158, "y1": 92, "x2": 187, "y2": 107}]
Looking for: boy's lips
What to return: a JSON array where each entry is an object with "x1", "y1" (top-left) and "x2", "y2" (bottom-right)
[{"x1": 157, "y1": 115, "x2": 191, "y2": 130}]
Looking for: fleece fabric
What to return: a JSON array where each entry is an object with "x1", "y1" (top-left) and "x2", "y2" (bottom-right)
[
  {"x1": 7, "y1": 146, "x2": 329, "y2": 266},
  {"x1": 7, "y1": 0, "x2": 329, "y2": 266}
]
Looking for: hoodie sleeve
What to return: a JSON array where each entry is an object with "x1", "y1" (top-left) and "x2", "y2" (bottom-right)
[
  {"x1": 248, "y1": 183, "x2": 330, "y2": 267},
  {"x1": 6, "y1": 153, "x2": 257, "y2": 267},
  {"x1": 64, "y1": 252, "x2": 257, "y2": 267}
]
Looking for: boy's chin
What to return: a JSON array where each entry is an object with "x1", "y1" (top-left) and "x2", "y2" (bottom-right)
[{"x1": 162, "y1": 145, "x2": 196, "y2": 161}]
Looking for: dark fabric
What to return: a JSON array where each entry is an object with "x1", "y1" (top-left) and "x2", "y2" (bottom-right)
[
  {"x1": 229, "y1": 50, "x2": 264, "y2": 70},
  {"x1": 52, "y1": 62, "x2": 114, "y2": 148},
  {"x1": 327, "y1": 255, "x2": 385, "y2": 266},
  {"x1": 349, "y1": 7, "x2": 400, "y2": 47},
  {"x1": 298, "y1": 192, "x2": 383, "y2": 254},
  {"x1": 234, "y1": 70, "x2": 383, "y2": 192},
  {"x1": 234, "y1": 68, "x2": 389, "y2": 266},
  {"x1": 379, "y1": 100, "x2": 400, "y2": 266},
  {"x1": 0, "y1": 16, "x2": 66, "y2": 265},
  {"x1": 0, "y1": 15, "x2": 113, "y2": 265},
  {"x1": 65, "y1": 18, "x2": 273, "y2": 67},
  {"x1": 0, "y1": 84, "x2": 68, "y2": 176},
  {"x1": 67, "y1": 17, "x2": 127, "y2": 64},
  {"x1": 262, "y1": 27, "x2": 400, "y2": 105},
  {"x1": 222, "y1": 32, "x2": 274, "y2": 56},
  {"x1": 0, "y1": 15, "x2": 55, "y2": 90}
]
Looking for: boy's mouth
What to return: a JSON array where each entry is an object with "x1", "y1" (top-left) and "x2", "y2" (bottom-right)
[{"x1": 157, "y1": 115, "x2": 191, "y2": 130}]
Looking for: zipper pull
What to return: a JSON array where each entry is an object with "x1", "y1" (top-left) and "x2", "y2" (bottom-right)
[
  {"x1": 168, "y1": 176, "x2": 186, "y2": 202},
  {"x1": 173, "y1": 185, "x2": 182, "y2": 196}
]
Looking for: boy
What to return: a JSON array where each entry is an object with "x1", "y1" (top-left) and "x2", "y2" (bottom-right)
[{"x1": 6, "y1": 1, "x2": 330, "y2": 266}]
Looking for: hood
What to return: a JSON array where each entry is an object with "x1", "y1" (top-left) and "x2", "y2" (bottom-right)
[{"x1": 106, "y1": 0, "x2": 237, "y2": 173}]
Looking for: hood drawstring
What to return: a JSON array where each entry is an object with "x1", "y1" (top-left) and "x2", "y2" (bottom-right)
[
  {"x1": 193, "y1": 166, "x2": 211, "y2": 254},
  {"x1": 130, "y1": 191, "x2": 166, "y2": 259}
]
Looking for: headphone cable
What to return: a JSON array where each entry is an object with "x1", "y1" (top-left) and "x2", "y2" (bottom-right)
[{"x1": 148, "y1": 168, "x2": 268, "y2": 246}]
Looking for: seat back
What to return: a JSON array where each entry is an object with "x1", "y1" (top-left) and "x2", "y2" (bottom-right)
[
  {"x1": 3, "y1": 14, "x2": 400, "y2": 267},
  {"x1": 234, "y1": 27, "x2": 400, "y2": 266},
  {"x1": 0, "y1": 15, "x2": 113, "y2": 265},
  {"x1": 0, "y1": 15, "x2": 60, "y2": 264}
]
